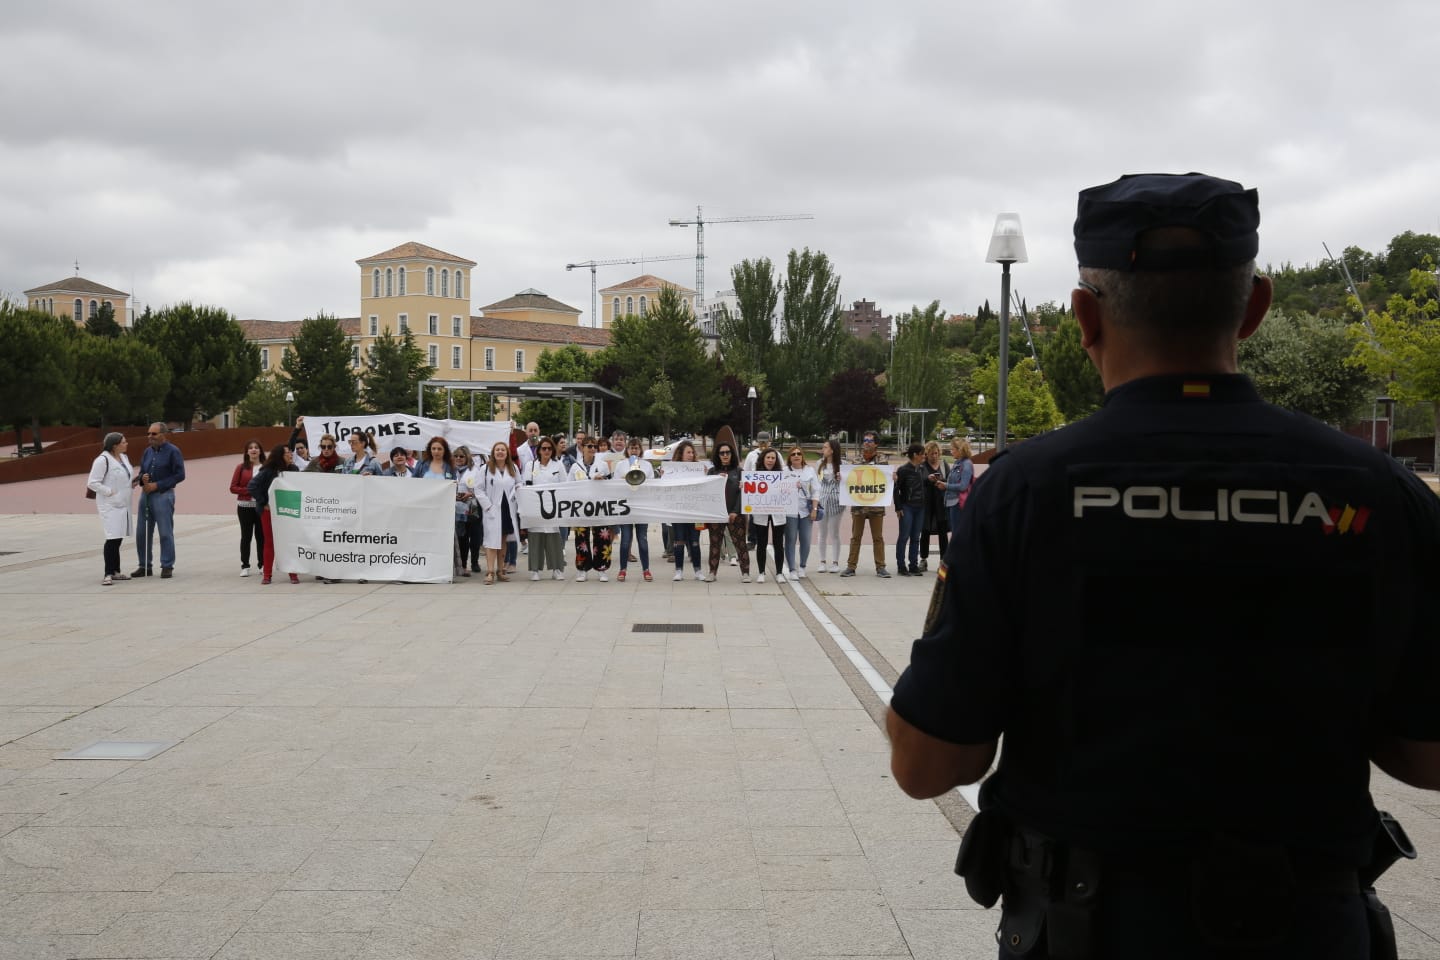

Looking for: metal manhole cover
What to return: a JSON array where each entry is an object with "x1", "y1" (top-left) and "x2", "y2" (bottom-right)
[
  {"x1": 632, "y1": 623, "x2": 704, "y2": 633},
  {"x1": 55, "y1": 740, "x2": 180, "y2": 761}
]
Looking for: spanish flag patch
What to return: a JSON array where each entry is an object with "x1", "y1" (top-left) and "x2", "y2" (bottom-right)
[{"x1": 1182, "y1": 381, "x2": 1211, "y2": 399}]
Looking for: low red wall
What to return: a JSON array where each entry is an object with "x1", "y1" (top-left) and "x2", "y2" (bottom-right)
[{"x1": 0, "y1": 427, "x2": 294, "y2": 485}]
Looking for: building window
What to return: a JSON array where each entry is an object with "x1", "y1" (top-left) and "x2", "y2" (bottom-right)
[
  {"x1": 351, "y1": 346, "x2": 360, "y2": 368},
  {"x1": 372, "y1": 269, "x2": 380, "y2": 298},
  {"x1": 625, "y1": 296, "x2": 634, "y2": 315},
  {"x1": 398, "y1": 314, "x2": 408, "y2": 333},
  {"x1": 426, "y1": 267, "x2": 434, "y2": 295},
  {"x1": 612, "y1": 297, "x2": 620, "y2": 320},
  {"x1": 89, "y1": 300, "x2": 98, "y2": 318},
  {"x1": 451, "y1": 345, "x2": 462, "y2": 369},
  {"x1": 385, "y1": 268, "x2": 393, "y2": 297},
  {"x1": 451, "y1": 316, "x2": 461, "y2": 337},
  {"x1": 484, "y1": 347, "x2": 495, "y2": 371},
  {"x1": 369, "y1": 315, "x2": 378, "y2": 336},
  {"x1": 261, "y1": 348, "x2": 270, "y2": 370},
  {"x1": 428, "y1": 344, "x2": 438, "y2": 367},
  {"x1": 398, "y1": 267, "x2": 406, "y2": 295},
  {"x1": 441, "y1": 269, "x2": 449, "y2": 298},
  {"x1": 455, "y1": 271, "x2": 464, "y2": 299},
  {"x1": 426, "y1": 314, "x2": 437, "y2": 335},
  {"x1": 73, "y1": 299, "x2": 82, "y2": 321},
  {"x1": 638, "y1": 295, "x2": 647, "y2": 316},
  {"x1": 515, "y1": 349, "x2": 524, "y2": 372}
]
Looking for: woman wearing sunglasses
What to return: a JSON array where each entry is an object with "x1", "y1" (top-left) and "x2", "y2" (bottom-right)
[{"x1": 706, "y1": 443, "x2": 751, "y2": 583}]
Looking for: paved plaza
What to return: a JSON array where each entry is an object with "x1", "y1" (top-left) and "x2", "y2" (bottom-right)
[{"x1": 1, "y1": 493, "x2": 1437, "y2": 957}]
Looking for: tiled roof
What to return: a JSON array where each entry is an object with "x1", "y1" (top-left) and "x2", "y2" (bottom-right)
[
  {"x1": 24, "y1": 276, "x2": 129, "y2": 297},
  {"x1": 597, "y1": 274, "x2": 696, "y2": 295},
  {"x1": 470, "y1": 315, "x2": 610, "y2": 347},
  {"x1": 238, "y1": 317, "x2": 361, "y2": 341},
  {"x1": 479, "y1": 290, "x2": 582, "y2": 314},
  {"x1": 356, "y1": 242, "x2": 476, "y2": 266}
]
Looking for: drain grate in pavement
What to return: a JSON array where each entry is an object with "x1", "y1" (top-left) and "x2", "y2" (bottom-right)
[
  {"x1": 632, "y1": 623, "x2": 704, "y2": 633},
  {"x1": 55, "y1": 740, "x2": 180, "y2": 761}
]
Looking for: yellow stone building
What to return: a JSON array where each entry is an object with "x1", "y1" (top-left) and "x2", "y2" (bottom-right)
[
  {"x1": 597, "y1": 274, "x2": 696, "y2": 328},
  {"x1": 23, "y1": 276, "x2": 132, "y2": 326}
]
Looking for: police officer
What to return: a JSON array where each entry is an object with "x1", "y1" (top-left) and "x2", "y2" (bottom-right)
[{"x1": 886, "y1": 172, "x2": 1440, "y2": 959}]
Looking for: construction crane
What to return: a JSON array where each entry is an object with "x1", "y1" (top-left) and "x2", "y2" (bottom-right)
[
  {"x1": 668, "y1": 206, "x2": 814, "y2": 322},
  {"x1": 565, "y1": 254, "x2": 691, "y2": 328}
]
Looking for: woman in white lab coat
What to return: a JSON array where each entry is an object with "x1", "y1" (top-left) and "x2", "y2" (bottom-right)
[
  {"x1": 476, "y1": 441, "x2": 521, "y2": 584},
  {"x1": 87, "y1": 431, "x2": 135, "y2": 586}
]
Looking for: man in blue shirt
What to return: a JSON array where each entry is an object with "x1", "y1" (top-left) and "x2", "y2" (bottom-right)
[{"x1": 132, "y1": 422, "x2": 186, "y2": 578}]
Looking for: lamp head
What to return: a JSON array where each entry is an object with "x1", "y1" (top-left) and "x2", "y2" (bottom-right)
[{"x1": 985, "y1": 213, "x2": 1028, "y2": 264}]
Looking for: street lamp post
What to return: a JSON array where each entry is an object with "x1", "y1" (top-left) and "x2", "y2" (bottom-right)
[
  {"x1": 976, "y1": 393, "x2": 986, "y2": 450},
  {"x1": 1377, "y1": 395, "x2": 1395, "y2": 458},
  {"x1": 747, "y1": 386, "x2": 757, "y2": 444},
  {"x1": 985, "y1": 213, "x2": 1027, "y2": 452},
  {"x1": 285, "y1": 391, "x2": 294, "y2": 426}
]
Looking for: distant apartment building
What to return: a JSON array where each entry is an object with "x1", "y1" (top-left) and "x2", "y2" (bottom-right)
[
  {"x1": 840, "y1": 299, "x2": 891, "y2": 340},
  {"x1": 24, "y1": 276, "x2": 132, "y2": 326},
  {"x1": 597, "y1": 274, "x2": 697, "y2": 328}
]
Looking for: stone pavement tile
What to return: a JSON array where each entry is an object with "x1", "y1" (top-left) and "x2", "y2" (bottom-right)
[
  {"x1": 361, "y1": 778, "x2": 472, "y2": 816},
  {"x1": 0, "y1": 814, "x2": 35, "y2": 839},
  {"x1": 0, "y1": 777, "x2": 105, "y2": 815},
  {"x1": 383, "y1": 854, "x2": 528, "y2": 931},
  {"x1": 863, "y1": 841, "x2": 969, "y2": 910},
  {"x1": 1389, "y1": 893, "x2": 1440, "y2": 943},
  {"x1": 329, "y1": 812, "x2": 449, "y2": 842},
  {"x1": 758, "y1": 855, "x2": 879, "y2": 892},
  {"x1": 3, "y1": 824, "x2": 209, "y2": 892},
  {"x1": 287, "y1": 839, "x2": 431, "y2": 890},
  {"x1": 723, "y1": 680, "x2": 796, "y2": 711},
  {"x1": 0, "y1": 933, "x2": 100, "y2": 960},
  {"x1": 466, "y1": 764, "x2": 566, "y2": 806},
  {"x1": 734, "y1": 728, "x2": 819, "y2": 762},
  {"x1": 247, "y1": 890, "x2": 394, "y2": 931},
  {"x1": 744, "y1": 790, "x2": 850, "y2": 828},
  {"x1": 0, "y1": 890, "x2": 149, "y2": 936},
  {"x1": 648, "y1": 800, "x2": 748, "y2": 842},
  {"x1": 850, "y1": 811, "x2": 961, "y2": 847},
  {"x1": 1390, "y1": 912, "x2": 1440, "y2": 960},
  {"x1": 65, "y1": 909, "x2": 250, "y2": 959},
  {"x1": 187, "y1": 825, "x2": 331, "y2": 873},
  {"x1": 656, "y1": 707, "x2": 730, "y2": 736},
  {"x1": 431, "y1": 811, "x2": 550, "y2": 856},
  {"x1": 551, "y1": 784, "x2": 656, "y2": 817},
  {"x1": 652, "y1": 757, "x2": 743, "y2": 803},
  {"x1": 359, "y1": 922, "x2": 498, "y2": 960},
  {"x1": 141, "y1": 871, "x2": 290, "y2": 913},
  {"x1": 739, "y1": 760, "x2": 833, "y2": 792},
  {"x1": 642, "y1": 840, "x2": 763, "y2": 910},
  {"x1": 763, "y1": 889, "x2": 907, "y2": 958},
  {"x1": 752, "y1": 827, "x2": 863, "y2": 858},
  {"x1": 799, "y1": 710, "x2": 891, "y2": 757},
  {"x1": 660, "y1": 677, "x2": 729, "y2": 709},
  {"x1": 531, "y1": 814, "x2": 648, "y2": 873},
  {"x1": 216, "y1": 930, "x2": 372, "y2": 959},
  {"x1": 892, "y1": 907, "x2": 1003, "y2": 960},
  {"x1": 635, "y1": 909, "x2": 773, "y2": 960},
  {"x1": 655, "y1": 732, "x2": 737, "y2": 761},
  {"x1": 728, "y1": 708, "x2": 805, "y2": 729},
  {"x1": 497, "y1": 871, "x2": 642, "y2": 958}
]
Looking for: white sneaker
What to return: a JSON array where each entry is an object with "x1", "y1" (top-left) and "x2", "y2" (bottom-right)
[
  {"x1": 757, "y1": 573, "x2": 766, "y2": 583},
  {"x1": 673, "y1": 570, "x2": 684, "y2": 581},
  {"x1": 741, "y1": 574, "x2": 751, "y2": 583},
  {"x1": 553, "y1": 570, "x2": 564, "y2": 580},
  {"x1": 522, "y1": 543, "x2": 529, "y2": 554},
  {"x1": 599, "y1": 572, "x2": 608, "y2": 582},
  {"x1": 240, "y1": 567, "x2": 249, "y2": 578},
  {"x1": 797, "y1": 568, "x2": 806, "y2": 579},
  {"x1": 530, "y1": 572, "x2": 540, "y2": 581},
  {"x1": 831, "y1": 561, "x2": 841, "y2": 573},
  {"x1": 692, "y1": 570, "x2": 703, "y2": 580},
  {"x1": 776, "y1": 573, "x2": 786, "y2": 583},
  {"x1": 576, "y1": 572, "x2": 587, "y2": 582},
  {"x1": 729, "y1": 557, "x2": 738, "y2": 566}
]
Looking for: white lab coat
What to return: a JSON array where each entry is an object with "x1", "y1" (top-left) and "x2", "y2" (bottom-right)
[
  {"x1": 524, "y1": 458, "x2": 569, "y2": 533},
  {"x1": 475, "y1": 467, "x2": 520, "y2": 550},
  {"x1": 87, "y1": 452, "x2": 134, "y2": 539}
]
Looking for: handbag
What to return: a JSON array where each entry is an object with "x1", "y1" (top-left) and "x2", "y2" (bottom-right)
[
  {"x1": 85, "y1": 458, "x2": 109, "y2": 499},
  {"x1": 813, "y1": 500, "x2": 825, "y2": 522}
]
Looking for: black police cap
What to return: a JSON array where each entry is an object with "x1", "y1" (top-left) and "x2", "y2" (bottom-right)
[{"x1": 1074, "y1": 172, "x2": 1259, "y2": 271}]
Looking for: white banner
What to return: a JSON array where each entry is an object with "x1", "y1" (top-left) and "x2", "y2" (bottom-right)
[
  {"x1": 270, "y1": 473, "x2": 455, "y2": 583},
  {"x1": 516, "y1": 476, "x2": 729, "y2": 526},
  {"x1": 740, "y1": 471, "x2": 797, "y2": 515},
  {"x1": 658, "y1": 461, "x2": 708, "y2": 478},
  {"x1": 304, "y1": 414, "x2": 511, "y2": 458},
  {"x1": 839, "y1": 462, "x2": 894, "y2": 507}
]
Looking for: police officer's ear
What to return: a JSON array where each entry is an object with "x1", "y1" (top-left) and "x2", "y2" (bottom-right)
[
  {"x1": 1237, "y1": 275, "x2": 1273, "y2": 342},
  {"x1": 1072, "y1": 284, "x2": 1102, "y2": 350}
]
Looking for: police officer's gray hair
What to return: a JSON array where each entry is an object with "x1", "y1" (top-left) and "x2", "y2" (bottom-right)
[
  {"x1": 1079, "y1": 261, "x2": 1256, "y2": 347},
  {"x1": 103, "y1": 432, "x2": 125, "y2": 453}
]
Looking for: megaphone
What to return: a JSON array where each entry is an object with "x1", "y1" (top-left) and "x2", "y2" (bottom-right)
[{"x1": 624, "y1": 467, "x2": 648, "y2": 487}]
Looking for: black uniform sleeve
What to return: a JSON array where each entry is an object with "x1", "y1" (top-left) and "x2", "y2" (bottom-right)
[
  {"x1": 1378, "y1": 471, "x2": 1440, "y2": 741},
  {"x1": 891, "y1": 466, "x2": 1024, "y2": 744}
]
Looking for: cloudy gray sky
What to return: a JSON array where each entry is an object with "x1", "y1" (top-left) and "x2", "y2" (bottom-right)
[{"x1": 6, "y1": 1, "x2": 1438, "y2": 327}]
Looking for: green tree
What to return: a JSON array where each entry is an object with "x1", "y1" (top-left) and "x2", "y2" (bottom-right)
[
  {"x1": 279, "y1": 313, "x2": 358, "y2": 416},
  {"x1": 236, "y1": 376, "x2": 292, "y2": 427},
  {"x1": 517, "y1": 344, "x2": 596, "y2": 433},
  {"x1": 772, "y1": 248, "x2": 846, "y2": 438},
  {"x1": 70, "y1": 332, "x2": 170, "y2": 429},
  {"x1": 1347, "y1": 264, "x2": 1440, "y2": 467},
  {"x1": 969, "y1": 356, "x2": 1061, "y2": 439},
  {"x1": 360, "y1": 328, "x2": 433, "y2": 414},
  {"x1": 648, "y1": 373, "x2": 677, "y2": 440},
  {"x1": 0, "y1": 304, "x2": 76, "y2": 452},
  {"x1": 134, "y1": 302, "x2": 260, "y2": 424},
  {"x1": 84, "y1": 301, "x2": 122, "y2": 338},
  {"x1": 887, "y1": 301, "x2": 952, "y2": 414},
  {"x1": 840, "y1": 331, "x2": 890, "y2": 374},
  {"x1": 601, "y1": 285, "x2": 723, "y2": 437},
  {"x1": 717, "y1": 257, "x2": 779, "y2": 382},
  {"x1": 1041, "y1": 316, "x2": 1104, "y2": 422},
  {"x1": 1238, "y1": 310, "x2": 1375, "y2": 424},
  {"x1": 822, "y1": 367, "x2": 892, "y2": 443}
]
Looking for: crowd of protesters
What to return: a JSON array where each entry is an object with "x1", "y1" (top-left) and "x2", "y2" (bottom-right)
[{"x1": 89, "y1": 418, "x2": 976, "y2": 587}]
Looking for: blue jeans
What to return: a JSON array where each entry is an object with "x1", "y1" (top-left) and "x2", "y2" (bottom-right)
[
  {"x1": 896, "y1": 505, "x2": 924, "y2": 572},
  {"x1": 619, "y1": 524, "x2": 649, "y2": 571},
  {"x1": 670, "y1": 523, "x2": 701, "y2": 570},
  {"x1": 136, "y1": 489, "x2": 176, "y2": 569},
  {"x1": 783, "y1": 514, "x2": 813, "y2": 572}
]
